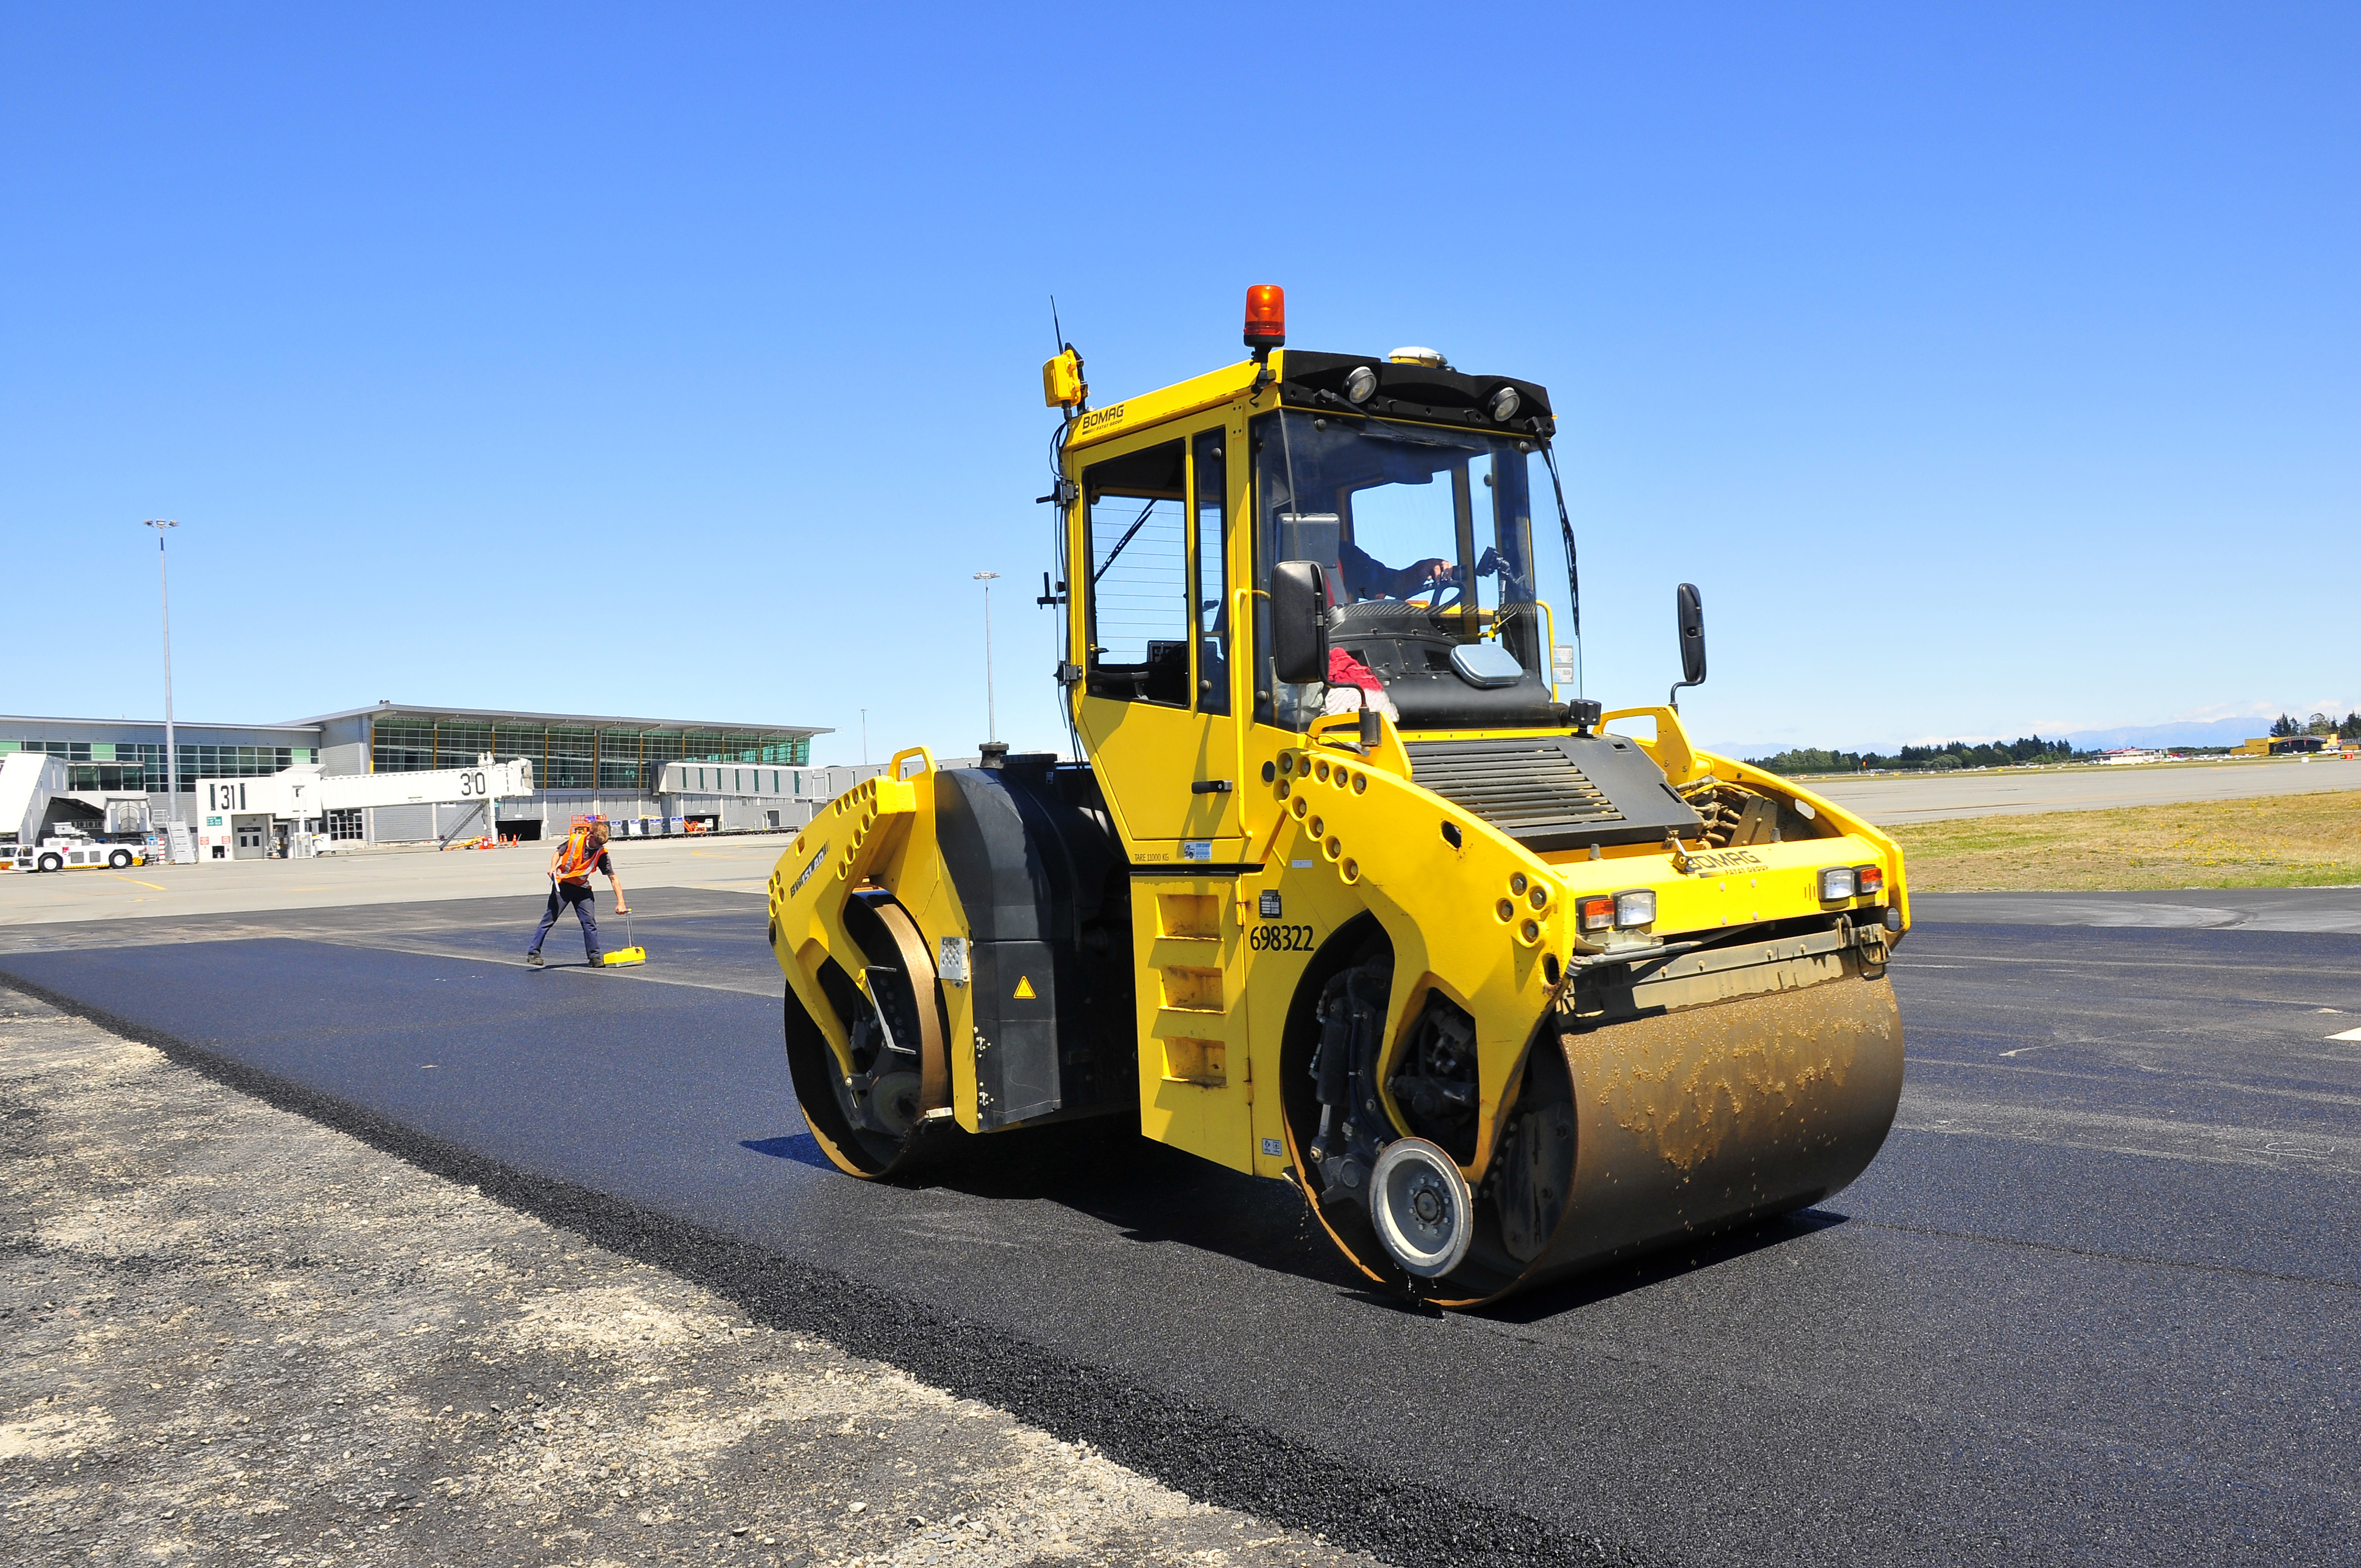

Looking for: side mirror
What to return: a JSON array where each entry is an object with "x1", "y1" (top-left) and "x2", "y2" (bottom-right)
[
  {"x1": 1270, "y1": 560, "x2": 1330, "y2": 685},
  {"x1": 1669, "y1": 582, "x2": 1706, "y2": 709}
]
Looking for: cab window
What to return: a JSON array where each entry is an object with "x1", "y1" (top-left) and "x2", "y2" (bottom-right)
[
  {"x1": 1249, "y1": 409, "x2": 1552, "y2": 730},
  {"x1": 1083, "y1": 438, "x2": 1189, "y2": 706},
  {"x1": 1191, "y1": 428, "x2": 1230, "y2": 716}
]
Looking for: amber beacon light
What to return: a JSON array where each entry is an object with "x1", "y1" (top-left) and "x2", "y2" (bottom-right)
[{"x1": 1243, "y1": 284, "x2": 1286, "y2": 350}]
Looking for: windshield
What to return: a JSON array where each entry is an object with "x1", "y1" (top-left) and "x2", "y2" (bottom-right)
[{"x1": 1250, "y1": 410, "x2": 1574, "y2": 730}]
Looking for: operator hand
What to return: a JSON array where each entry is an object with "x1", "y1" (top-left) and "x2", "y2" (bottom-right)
[{"x1": 1392, "y1": 558, "x2": 1456, "y2": 597}]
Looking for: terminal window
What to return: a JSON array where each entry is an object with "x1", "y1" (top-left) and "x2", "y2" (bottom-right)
[
  {"x1": 19, "y1": 741, "x2": 289, "y2": 787},
  {"x1": 326, "y1": 809, "x2": 365, "y2": 842},
  {"x1": 69, "y1": 763, "x2": 150, "y2": 791},
  {"x1": 367, "y1": 719, "x2": 812, "y2": 781}
]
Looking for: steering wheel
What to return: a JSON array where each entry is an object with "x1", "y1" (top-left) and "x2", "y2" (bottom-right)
[{"x1": 1424, "y1": 560, "x2": 1470, "y2": 614}]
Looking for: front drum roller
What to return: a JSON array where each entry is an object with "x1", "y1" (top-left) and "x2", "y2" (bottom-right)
[
  {"x1": 1303, "y1": 950, "x2": 1905, "y2": 1306},
  {"x1": 781, "y1": 897, "x2": 961, "y2": 1181}
]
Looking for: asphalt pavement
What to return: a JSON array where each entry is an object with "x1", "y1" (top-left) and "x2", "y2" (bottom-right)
[
  {"x1": 2, "y1": 887, "x2": 2354, "y2": 1566},
  {"x1": 1918, "y1": 885, "x2": 2361, "y2": 933}
]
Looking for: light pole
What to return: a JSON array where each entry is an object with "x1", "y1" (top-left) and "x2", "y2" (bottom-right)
[
  {"x1": 859, "y1": 709, "x2": 868, "y2": 766},
  {"x1": 973, "y1": 572, "x2": 1000, "y2": 744},
  {"x1": 143, "y1": 520, "x2": 181, "y2": 841}
]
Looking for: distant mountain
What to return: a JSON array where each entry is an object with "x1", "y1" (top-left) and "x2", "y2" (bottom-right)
[
  {"x1": 1702, "y1": 739, "x2": 1844, "y2": 763},
  {"x1": 2051, "y1": 717, "x2": 2275, "y2": 750}
]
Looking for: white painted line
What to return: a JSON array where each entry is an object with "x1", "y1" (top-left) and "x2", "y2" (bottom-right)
[{"x1": 2327, "y1": 1027, "x2": 2361, "y2": 1042}]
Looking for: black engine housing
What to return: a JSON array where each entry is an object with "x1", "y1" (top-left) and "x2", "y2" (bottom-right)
[{"x1": 932, "y1": 758, "x2": 1135, "y2": 1130}]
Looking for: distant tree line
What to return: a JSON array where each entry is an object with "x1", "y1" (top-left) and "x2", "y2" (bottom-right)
[
  {"x1": 2270, "y1": 712, "x2": 2361, "y2": 738},
  {"x1": 1747, "y1": 736, "x2": 2084, "y2": 776},
  {"x1": 1756, "y1": 714, "x2": 2361, "y2": 775}
]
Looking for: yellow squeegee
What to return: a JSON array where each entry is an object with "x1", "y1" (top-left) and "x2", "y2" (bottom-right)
[{"x1": 602, "y1": 909, "x2": 646, "y2": 967}]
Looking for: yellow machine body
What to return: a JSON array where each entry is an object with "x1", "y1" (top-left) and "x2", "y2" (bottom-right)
[{"x1": 770, "y1": 341, "x2": 1907, "y2": 1305}]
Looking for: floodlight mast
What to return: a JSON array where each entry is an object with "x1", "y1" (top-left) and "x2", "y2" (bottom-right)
[{"x1": 143, "y1": 520, "x2": 181, "y2": 834}]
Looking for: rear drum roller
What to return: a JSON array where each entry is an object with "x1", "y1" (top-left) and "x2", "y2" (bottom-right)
[{"x1": 781, "y1": 897, "x2": 959, "y2": 1180}]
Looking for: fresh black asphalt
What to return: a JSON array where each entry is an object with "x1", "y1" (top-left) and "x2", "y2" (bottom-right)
[{"x1": 3, "y1": 888, "x2": 2355, "y2": 1567}]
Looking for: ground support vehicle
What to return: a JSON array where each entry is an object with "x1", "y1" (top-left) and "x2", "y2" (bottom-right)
[
  {"x1": 11, "y1": 836, "x2": 146, "y2": 873},
  {"x1": 770, "y1": 290, "x2": 1907, "y2": 1305}
]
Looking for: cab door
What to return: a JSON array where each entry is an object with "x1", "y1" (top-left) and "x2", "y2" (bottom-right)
[{"x1": 1072, "y1": 418, "x2": 1243, "y2": 859}]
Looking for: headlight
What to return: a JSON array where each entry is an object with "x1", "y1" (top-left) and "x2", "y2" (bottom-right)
[
  {"x1": 1489, "y1": 385, "x2": 1521, "y2": 422},
  {"x1": 1818, "y1": 866, "x2": 1858, "y2": 901},
  {"x1": 1345, "y1": 365, "x2": 1378, "y2": 403},
  {"x1": 1614, "y1": 889, "x2": 1656, "y2": 928},
  {"x1": 1854, "y1": 863, "x2": 1885, "y2": 897},
  {"x1": 1577, "y1": 895, "x2": 1615, "y2": 933}
]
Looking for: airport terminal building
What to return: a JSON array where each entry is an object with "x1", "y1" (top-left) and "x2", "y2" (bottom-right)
[{"x1": 1, "y1": 702, "x2": 874, "y2": 850}]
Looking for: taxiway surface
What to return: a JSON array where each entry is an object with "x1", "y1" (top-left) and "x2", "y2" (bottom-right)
[
  {"x1": 1810, "y1": 754, "x2": 2361, "y2": 824},
  {"x1": 3, "y1": 888, "x2": 2354, "y2": 1566}
]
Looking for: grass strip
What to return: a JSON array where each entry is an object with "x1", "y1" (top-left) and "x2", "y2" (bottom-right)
[{"x1": 1892, "y1": 790, "x2": 2361, "y2": 892}]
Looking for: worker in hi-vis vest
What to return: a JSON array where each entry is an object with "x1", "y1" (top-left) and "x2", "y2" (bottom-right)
[{"x1": 527, "y1": 818, "x2": 628, "y2": 967}]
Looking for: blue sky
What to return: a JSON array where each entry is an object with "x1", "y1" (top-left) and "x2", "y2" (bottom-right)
[{"x1": 4, "y1": 4, "x2": 2353, "y2": 761}]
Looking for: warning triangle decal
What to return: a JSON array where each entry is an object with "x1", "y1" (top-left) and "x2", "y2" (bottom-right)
[{"x1": 1013, "y1": 976, "x2": 1037, "y2": 1000}]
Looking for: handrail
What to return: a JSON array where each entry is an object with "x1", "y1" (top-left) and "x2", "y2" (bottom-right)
[
  {"x1": 1535, "y1": 598, "x2": 1560, "y2": 700},
  {"x1": 1598, "y1": 705, "x2": 1701, "y2": 785}
]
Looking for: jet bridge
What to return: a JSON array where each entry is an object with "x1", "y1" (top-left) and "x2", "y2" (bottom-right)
[{"x1": 184, "y1": 756, "x2": 535, "y2": 861}]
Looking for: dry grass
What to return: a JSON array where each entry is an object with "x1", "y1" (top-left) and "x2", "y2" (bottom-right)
[{"x1": 1891, "y1": 790, "x2": 2361, "y2": 892}]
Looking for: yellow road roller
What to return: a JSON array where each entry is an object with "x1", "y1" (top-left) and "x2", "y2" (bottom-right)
[{"x1": 768, "y1": 286, "x2": 1906, "y2": 1305}]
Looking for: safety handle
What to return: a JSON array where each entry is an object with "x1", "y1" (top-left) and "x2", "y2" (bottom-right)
[{"x1": 1535, "y1": 598, "x2": 1561, "y2": 698}]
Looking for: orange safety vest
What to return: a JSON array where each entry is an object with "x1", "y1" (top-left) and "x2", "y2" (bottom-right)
[{"x1": 553, "y1": 830, "x2": 606, "y2": 884}]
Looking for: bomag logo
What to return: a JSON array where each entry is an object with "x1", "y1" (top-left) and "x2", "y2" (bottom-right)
[
  {"x1": 787, "y1": 840, "x2": 830, "y2": 896},
  {"x1": 1685, "y1": 848, "x2": 1764, "y2": 875},
  {"x1": 1075, "y1": 401, "x2": 1128, "y2": 437}
]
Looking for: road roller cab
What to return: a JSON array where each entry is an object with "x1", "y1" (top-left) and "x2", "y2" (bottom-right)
[{"x1": 768, "y1": 287, "x2": 1909, "y2": 1305}]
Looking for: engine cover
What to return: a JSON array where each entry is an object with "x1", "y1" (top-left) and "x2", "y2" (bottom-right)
[{"x1": 933, "y1": 761, "x2": 1134, "y2": 1130}]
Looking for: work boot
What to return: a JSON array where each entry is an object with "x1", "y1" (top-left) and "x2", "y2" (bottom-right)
[{"x1": 525, "y1": 950, "x2": 543, "y2": 967}]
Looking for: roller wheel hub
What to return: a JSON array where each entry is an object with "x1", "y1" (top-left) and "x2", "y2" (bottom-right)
[{"x1": 1369, "y1": 1137, "x2": 1474, "y2": 1280}]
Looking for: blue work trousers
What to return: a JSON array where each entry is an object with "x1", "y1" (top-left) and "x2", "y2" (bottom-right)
[{"x1": 532, "y1": 880, "x2": 601, "y2": 962}]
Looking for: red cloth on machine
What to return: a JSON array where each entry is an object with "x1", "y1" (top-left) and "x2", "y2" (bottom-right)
[{"x1": 1327, "y1": 647, "x2": 1386, "y2": 694}]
